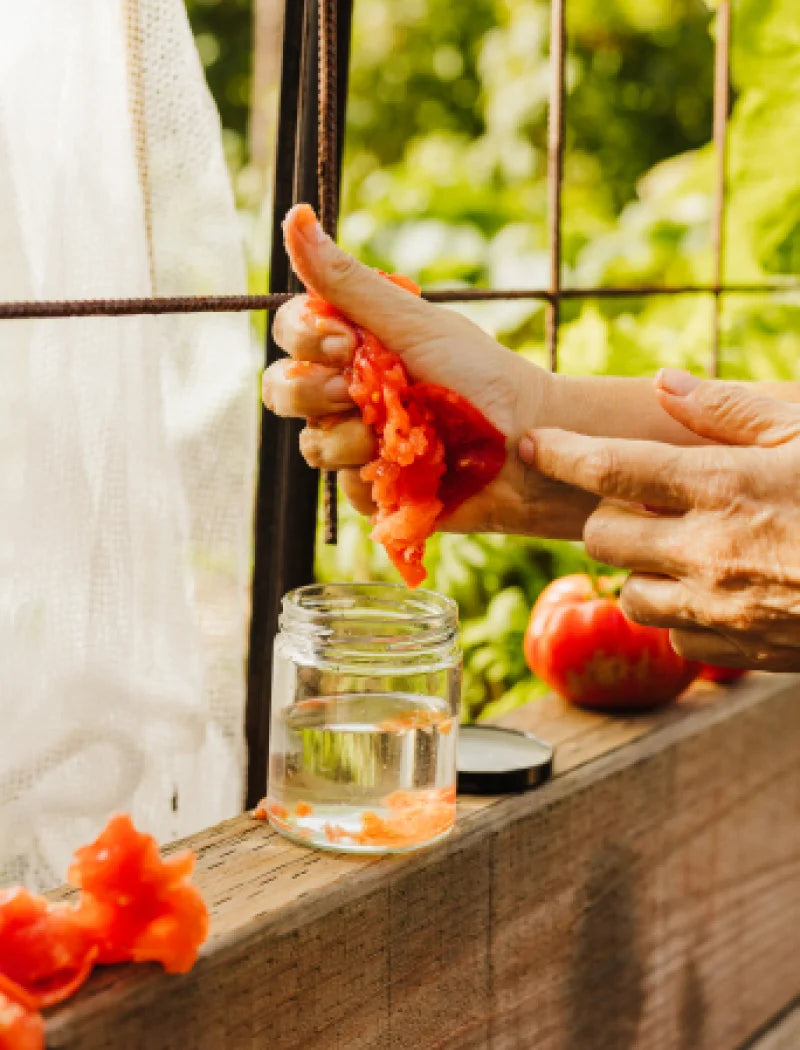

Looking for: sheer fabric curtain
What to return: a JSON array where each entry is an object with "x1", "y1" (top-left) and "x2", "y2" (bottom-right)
[{"x1": 0, "y1": 0, "x2": 258, "y2": 888}]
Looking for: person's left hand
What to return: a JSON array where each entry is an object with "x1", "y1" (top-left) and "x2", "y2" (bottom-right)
[{"x1": 520, "y1": 370, "x2": 800, "y2": 671}]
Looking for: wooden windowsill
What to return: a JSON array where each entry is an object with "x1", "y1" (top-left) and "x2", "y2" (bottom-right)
[{"x1": 47, "y1": 673, "x2": 800, "y2": 1049}]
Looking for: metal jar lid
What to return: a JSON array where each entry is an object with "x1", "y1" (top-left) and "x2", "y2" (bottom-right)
[{"x1": 456, "y1": 724, "x2": 554, "y2": 795}]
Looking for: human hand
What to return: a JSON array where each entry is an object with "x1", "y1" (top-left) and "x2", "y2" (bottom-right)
[
  {"x1": 522, "y1": 370, "x2": 800, "y2": 670},
  {"x1": 262, "y1": 205, "x2": 596, "y2": 538}
]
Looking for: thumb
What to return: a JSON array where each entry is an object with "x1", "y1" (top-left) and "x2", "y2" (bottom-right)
[
  {"x1": 282, "y1": 203, "x2": 462, "y2": 375},
  {"x1": 655, "y1": 369, "x2": 800, "y2": 447}
]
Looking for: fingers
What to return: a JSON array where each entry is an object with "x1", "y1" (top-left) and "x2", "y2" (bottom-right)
[
  {"x1": 283, "y1": 205, "x2": 436, "y2": 352},
  {"x1": 282, "y1": 204, "x2": 505, "y2": 389},
  {"x1": 620, "y1": 574, "x2": 693, "y2": 628},
  {"x1": 525, "y1": 429, "x2": 700, "y2": 509},
  {"x1": 668, "y1": 627, "x2": 800, "y2": 671},
  {"x1": 262, "y1": 358, "x2": 354, "y2": 418},
  {"x1": 622, "y1": 574, "x2": 800, "y2": 672},
  {"x1": 272, "y1": 294, "x2": 356, "y2": 365},
  {"x1": 299, "y1": 417, "x2": 375, "y2": 470},
  {"x1": 340, "y1": 468, "x2": 376, "y2": 517},
  {"x1": 668, "y1": 627, "x2": 752, "y2": 666},
  {"x1": 584, "y1": 503, "x2": 690, "y2": 575},
  {"x1": 655, "y1": 370, "x2": 800, "y2": 448}
]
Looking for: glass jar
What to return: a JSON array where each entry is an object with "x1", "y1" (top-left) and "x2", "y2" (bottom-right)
[{"x1": 266, "y1": 582, "x2": 461, "y2": 854}]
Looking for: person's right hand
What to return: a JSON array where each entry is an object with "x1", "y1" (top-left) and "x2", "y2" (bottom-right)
[{"x1": 262, "y1": 204, "x2": 597, "y2": 539}]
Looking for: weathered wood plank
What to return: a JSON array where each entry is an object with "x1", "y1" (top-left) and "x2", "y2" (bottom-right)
[
  {"x1": 747, "y1": 1002, "x2": 800, "y2": 1050},
  {"x1": 45, "y1": 674, "x2": 800, "y2": 1050}
]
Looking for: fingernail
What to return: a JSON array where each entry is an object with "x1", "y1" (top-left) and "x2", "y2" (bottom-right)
[
  {"x1": 293, "y1": 204, "x2": 327, "y2": 245},
  {"x1": 321, "y1": 334, "x2": 353, "y2": 362},
  {"x1": 519, "y1": 435, "x2": 536, "y2": 465},
  {"x1": 324, "y1": 375, "x2": 350, "y2": 402},
  {"x1": 656, "y1": 368, "x2": 700, "y2": 397}
]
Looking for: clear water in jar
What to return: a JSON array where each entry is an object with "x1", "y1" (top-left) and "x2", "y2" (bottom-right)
[{"x1": 266, "y1": 692, "x2": 457, "y2": 853}]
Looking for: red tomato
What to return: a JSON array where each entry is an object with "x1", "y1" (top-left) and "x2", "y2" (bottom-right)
[
  {"x1": 0, "y1": 989, "x2": 43, "y2": 1050},
  {"x1": 0, "y1": 889, "x2": 97, "y2": 1009},
  {"x1": 698, "y1": 664, "x2": 748, "y2": 684},
  {"x1": 69, "y1": 814, "x2": 208, "y2": 975},
  {"x1": 524, "y1": 574, "x2": 700, "y2": 710},
  {"x1": 307, "y1": 275, "x2": 506, "y2": 587}
]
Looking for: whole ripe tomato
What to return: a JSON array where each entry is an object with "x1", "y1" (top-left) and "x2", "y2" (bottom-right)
[
  {"x1": 698, "y1": 664, "x2": 748, "y2": 684},
  {"x1": 523, "y1": 574, "x2": 700, "y2": 710}
]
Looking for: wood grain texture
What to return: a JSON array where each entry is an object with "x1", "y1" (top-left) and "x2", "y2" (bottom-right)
[
  {"x1": 747, "y1": 1002, "x2": 800, "y2": 1050},
  {"x1": 45, "y1": 675, "x2": 800, "y2": 1050}
]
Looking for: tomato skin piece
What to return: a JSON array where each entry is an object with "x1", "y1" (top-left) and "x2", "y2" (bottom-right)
[
  {"x1": 69, "y1": 814, "x2": 209, "y2": 975},
  {"x1": 406, "y1": 384, "x2": 506, "y2": 516},
  {"x1": 0, "y1": 991, "x2": 44, "y2": 1050},
  {"x1": 0, "y1": 889, "x2": 97, "y2": 1010},
  {"x1": 698, "y1": 664, "x2": 748, "y2": 684},
  {"x1": 524, "y1": 575, "x2": 700, "y2": 709}
]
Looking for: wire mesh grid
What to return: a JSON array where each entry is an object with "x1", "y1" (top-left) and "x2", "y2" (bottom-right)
[{"x1": 2, "y1": 0, "x2": 794, "y2": 802}]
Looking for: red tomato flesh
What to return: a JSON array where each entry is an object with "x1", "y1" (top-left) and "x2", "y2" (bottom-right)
[
  {"x1": 68, "y1": 814, "x2": 208, "y2": 975},
  {"x1": 524, "y1": 574, "x2": 700, "y2": 710},
  {"x1": 0, "y1": 990, "x2": 43, "y2": 1050},
  {"x1": 0, "y1": 889, "x2": 97, "y2": 1010},
  {"x1": 307, "y1": 277, "x2": 505, "y2": 587}
]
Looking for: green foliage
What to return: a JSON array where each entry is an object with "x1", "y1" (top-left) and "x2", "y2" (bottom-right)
[{"x1": 191, "y1": 0, "x2": 800, "y2": 720}]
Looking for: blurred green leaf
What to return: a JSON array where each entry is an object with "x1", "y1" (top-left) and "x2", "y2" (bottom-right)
[{"x1": 478, "y1": 677, "x2": 550, "y2": 722}]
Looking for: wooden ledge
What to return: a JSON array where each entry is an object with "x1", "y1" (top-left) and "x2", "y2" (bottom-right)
[{"x1": 47, "y1": 674, "x2": 800, "y2": 1049}]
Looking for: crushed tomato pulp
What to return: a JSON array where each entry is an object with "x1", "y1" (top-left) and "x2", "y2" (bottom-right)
[
  {"x1": 306, "y1": 276, "x2": 506, "y2": 587},
  {"x1": 0, "y1": 815, "x2": 208, "y2": 1050},
  {"x1": 254, "y1": 786, "x2": 456, "y2": 851}
]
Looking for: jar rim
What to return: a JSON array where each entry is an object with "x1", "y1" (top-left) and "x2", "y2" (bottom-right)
[
  {"x1": 281, "y1": 582, "x2": 458, "y2": 632},
  {"x1": 279, "y1": 584, "x2": 459, "y2": 662}
]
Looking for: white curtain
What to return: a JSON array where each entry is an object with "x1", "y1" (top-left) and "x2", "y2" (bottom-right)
[{"x1": 0, "y1": 0, "x2": 259, "y2": 888}]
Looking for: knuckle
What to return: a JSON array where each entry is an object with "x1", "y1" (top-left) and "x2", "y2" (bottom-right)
[
  {"x1": 702, "y1": 466, "x2": 743, "y2": 507},
  {"x1": 298, "y1": 428, "x2": 323, "y2": 468},
  {"x1": 271, "y1": 312, "x2": 286, "y2": 350},
  {"x1": 327, "y1": 250, "x2": 360, "y2": 287},
  {"x1": 695, "y1": 544, "x2": 746, "y2": 592},
  {"x1": 274, "y1": 296, "x2": 316, "y2": 357},
  {"x1": 583, "y1": 514, "x2": 614, "y2": 563},
  {"x1": 701, "y1": 384, "x2": 739, "y2": 419},
  {"x1": 727, "y1": 599, "x2": 760, "y2": 634},
  {"x1": 618, "y1": 585, "x2": 643, "y2": 623},
  {"x1": 272, "y1": 300, "x2": 295, "y2": 350},
  {"x1": 584, "y1": 448, "x2": 621, "y2": 495},
  {"x1": 618, "y1": 579, "x2": 657, "y2": 625}
]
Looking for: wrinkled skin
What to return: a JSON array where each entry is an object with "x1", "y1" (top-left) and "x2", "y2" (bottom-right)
[
  {"x1": 262, "y1": 205, "x2": 596, "y2": 540},
  {"x1": 526, "y1": 375, "x2": 800, "y2": 671}
]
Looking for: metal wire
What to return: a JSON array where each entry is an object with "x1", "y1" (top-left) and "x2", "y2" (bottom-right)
[
  {"x1": 2, "y1": 281, "x2": 799, "y2": 321},
  {"x1": 545, "y1": 0, "x2": 566, "y2": 372},
  {"x1": 318, "y1": 0, "x2": 339, "y2": 544},
  {"x1": 711, "y1": 0, "x2": 732, "y2": 377}
]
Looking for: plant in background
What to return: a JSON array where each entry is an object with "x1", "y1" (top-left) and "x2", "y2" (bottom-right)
[{"x1": 190, "y1": 0, "x2": 800, "y2": 719}]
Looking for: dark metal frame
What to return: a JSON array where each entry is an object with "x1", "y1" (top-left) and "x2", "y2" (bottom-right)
[
  {"x1": 244, "y1": 0, "x2": 353, "y2": 806},
  {"x1": 0, "y1": 0, "x2": 787, "y2": 807}
]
